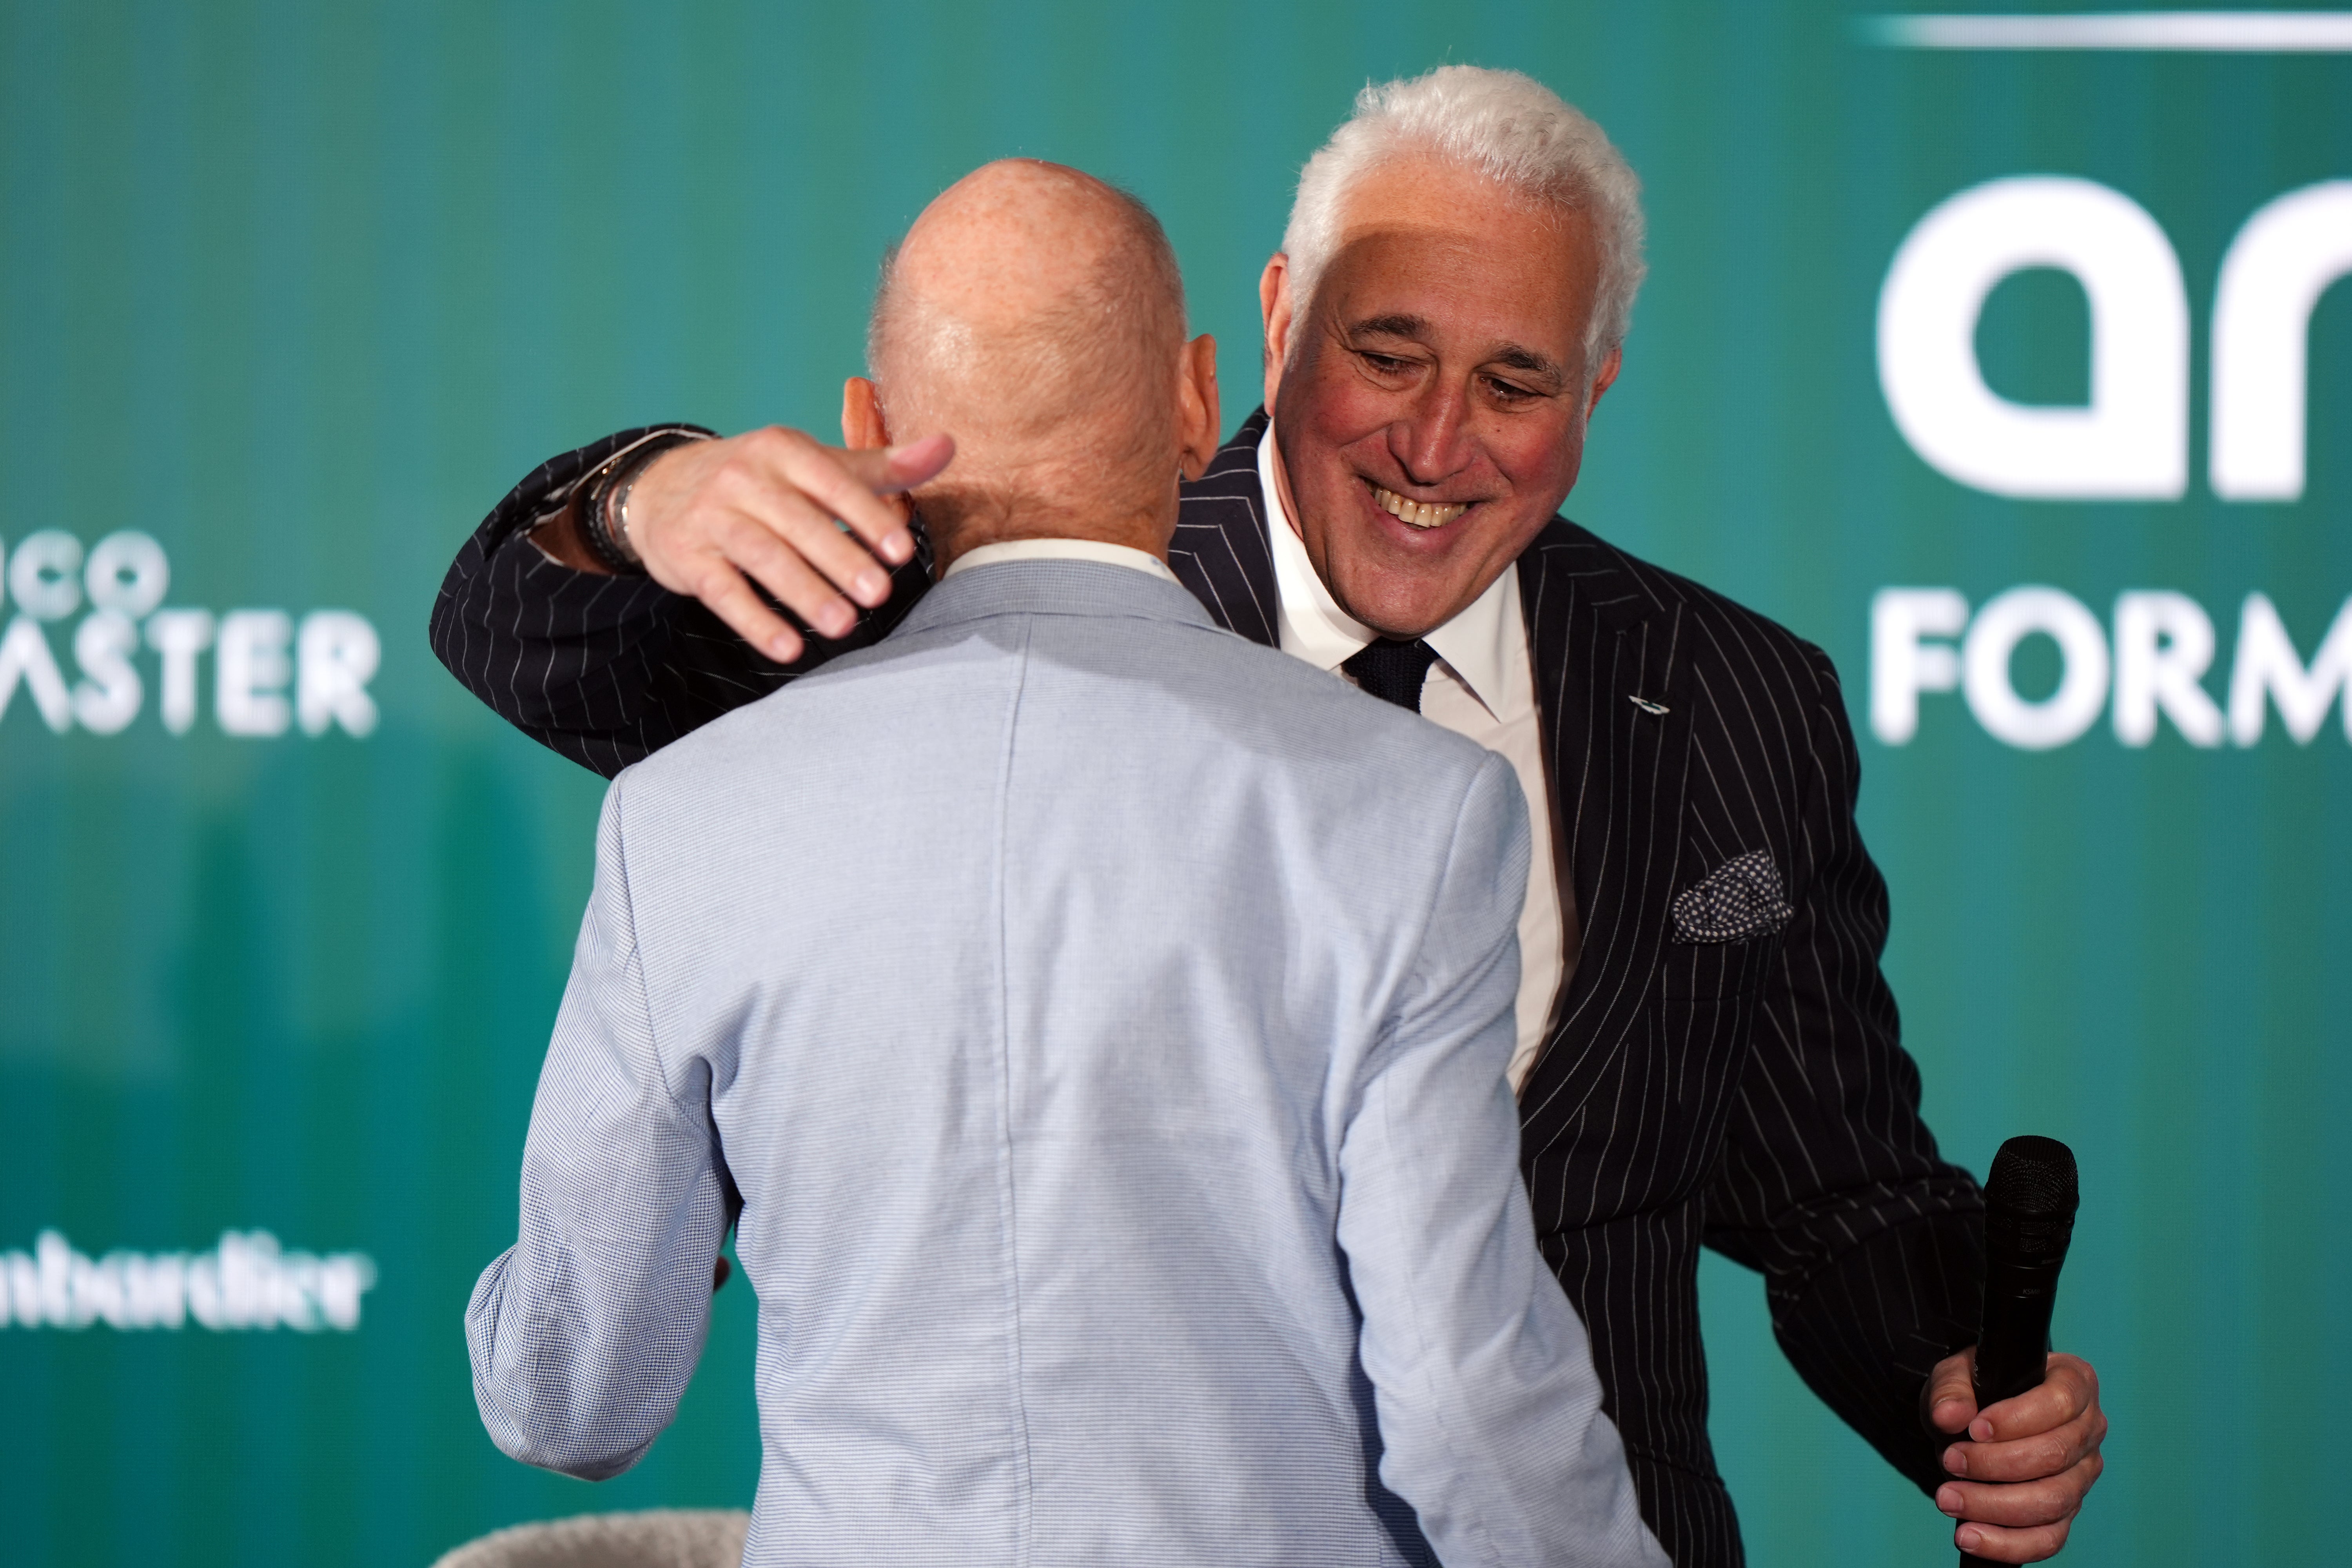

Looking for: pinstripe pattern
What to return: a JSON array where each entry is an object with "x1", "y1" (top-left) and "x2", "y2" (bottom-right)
[
  {"x1": 1166, "y1": 414, "x2": 1282, "y2": 647},
  {"x1": 431, "y1": 411, "x2": 1987, "y2": 1566},
  {"x1": 1508, "y1": 521, "x2": 1985, "y2": 1566}
]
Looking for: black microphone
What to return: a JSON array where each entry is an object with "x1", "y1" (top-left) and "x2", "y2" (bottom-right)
[{"x1": 1958, "y1": 1135, "x2": 2079, "y2": 1568}]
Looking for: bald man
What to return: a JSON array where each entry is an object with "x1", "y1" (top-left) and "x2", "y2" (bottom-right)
[{"x1": 464, "y1": 162, "x2": 1664, "y2": 1568}]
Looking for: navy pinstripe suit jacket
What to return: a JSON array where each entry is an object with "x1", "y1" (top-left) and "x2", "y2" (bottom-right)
[{"x1": 432, "y1": 409, "x2": 1987, "y2": 1568}]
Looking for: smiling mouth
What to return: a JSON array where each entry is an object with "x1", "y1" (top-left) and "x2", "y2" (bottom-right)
[{"x1": 1369, "y1": 483, "x2": 1471, "y2": 531}]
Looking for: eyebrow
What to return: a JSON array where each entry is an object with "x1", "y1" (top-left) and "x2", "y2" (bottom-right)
[
  {"x1": 1345, "y1": 313, "x2": 1568, "y2": 386},
  {"x1": 1488, "y1": 344, "x2": 1567, "y2": 383},
  {"x1": 1349, "y1": 312, "x2": 1431, "y2": 341}
]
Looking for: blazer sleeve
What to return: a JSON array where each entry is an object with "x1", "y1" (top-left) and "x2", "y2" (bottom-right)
[
  {"x1": 465, "y1": 775, "x2": 735, "y2": 1481},
  {"x1": 1339, "y1": 753, "x2": 1666, "y2": 1568},
  {"x1": 427, "y1": 425, "x2": 933, "y2": 779},
  {"x1": 1698, "y1": 642, "x2": 1987, "y2": 1495}
]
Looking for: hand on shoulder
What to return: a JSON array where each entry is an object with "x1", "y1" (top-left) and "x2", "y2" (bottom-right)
[{"x1": 540, "y1": 423, "x2": 952, "y2": 664}]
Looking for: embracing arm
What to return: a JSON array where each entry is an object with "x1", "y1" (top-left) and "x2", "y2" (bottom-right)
[
  {"x1": 428, "y1": 422, "x2": 946, "y2": 777},
  {"x1": 432, "y1": 424, "x2": 762, "y2": 777}
]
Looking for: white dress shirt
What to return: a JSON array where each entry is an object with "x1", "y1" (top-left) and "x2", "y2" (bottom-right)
[
  {"x1": 1258, "y1": 426, "x2": 1569, "y2": 1092},
  {"x1": 945, "y1": 537, "x2": 1181, "y2": 584}
]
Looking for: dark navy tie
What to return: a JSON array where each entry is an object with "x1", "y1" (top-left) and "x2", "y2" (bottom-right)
[{"x1": 1342, "y1": 637, "x2": 1441, "y2": 713}]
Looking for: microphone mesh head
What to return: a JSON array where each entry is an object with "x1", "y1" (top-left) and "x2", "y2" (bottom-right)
[{"x1": 1987, "y1": 1135, "x2": 2079, "y2": 1217}]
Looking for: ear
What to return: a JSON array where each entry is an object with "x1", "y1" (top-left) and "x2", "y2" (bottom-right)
[
  {"x1": 1175, "y1": 334, "x2": 1221, "y2": 481},
  {"x1": 842, "y1": 375, "x2": 916, "y2": 526},
  {"x1": 1258, "y1": 253, "x2": 1294, "y2": 416},
  {"x1": 841, "y1": 376, "x2": 891, "y2": 449},
  {"x1": 1584, "y1": 344, "x2": 1624, "y2": 417}
]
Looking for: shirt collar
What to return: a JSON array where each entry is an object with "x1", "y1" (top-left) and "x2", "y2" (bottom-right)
[
  {"x1": 942, "y1": 537, "x2": 1180, "y2": 585},
  {"x1": 1257, "y1": 421, "x2": 1521, "y2": 719}
]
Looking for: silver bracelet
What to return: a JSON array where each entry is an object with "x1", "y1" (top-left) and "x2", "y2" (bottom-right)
[
  {"x1": 609, "y1": 441, "x2": 675, "y2": 566},
  {"x1": 579, "y1": 432, "x2": 703, "y2": 573}
]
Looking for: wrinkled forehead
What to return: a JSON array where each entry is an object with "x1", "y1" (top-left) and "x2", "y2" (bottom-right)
[{"x1": 1312, "y1": 216, "x2": 1597, "y2": 372}]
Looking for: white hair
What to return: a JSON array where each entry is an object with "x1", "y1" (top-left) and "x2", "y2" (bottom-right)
[{"x1": 1281, "y1": 65, "x2": 1647, "y2": 367}]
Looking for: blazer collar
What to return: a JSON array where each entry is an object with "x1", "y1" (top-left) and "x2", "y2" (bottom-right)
[
  {"x1": 1515, "y1": 517, "x2": 1677, "y2": 643},
  {"x1": 895, "y1": 555, "x2": 1221, "y2": 640}
]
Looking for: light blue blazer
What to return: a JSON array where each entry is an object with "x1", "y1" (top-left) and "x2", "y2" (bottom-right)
[{"x1": 468, "y1": 559, "x2": 1664, "y2": 1568}]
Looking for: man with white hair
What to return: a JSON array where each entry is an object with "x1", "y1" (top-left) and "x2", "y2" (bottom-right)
[{"x1": 435, "y1": 67, "x2": 2107, "y2": 1566}]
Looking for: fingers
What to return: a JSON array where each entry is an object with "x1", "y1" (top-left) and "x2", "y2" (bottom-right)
[
  {"x1": 1933, "y1": 1352, "x2": 2109, "y2": 1566},
  {"x1": 1937, "y1": 1449, "x2": 2103, "y2": 1527},
  {"x1": 1945, "y1": 1402, "x2": 2106, "y2": 1487},
  {"x1": 1971, "y1": 1353, "x2": 2099, "y2": 1445},
  {"x1": 726, "y1": 487, "x2": 892, "y2": 621},
  {"x1": 709, "y1": 507, "x2": 861, "y2": 641},
  {"x1": 678, "y1": 556, "x2": 805, "y2": 666},
  {"x1": 1951, "y1": 1515, "x2": 2077, "y2": 1564},
  {"x1": 628, "y1": 425, "x2": 953, "y2": 663},
  {"x1": 771, "y1": 431, "x2": 949, "y2": 569},
  {"x1": 1924, "y1": 1346, "x2": 1979, "y2": 1435},
  {"x1": 844, "y1": 432, "x2": 956, "y2": 498},
  {"x1": 718, "y1": 429, "x2": 906, "y2": 605}
]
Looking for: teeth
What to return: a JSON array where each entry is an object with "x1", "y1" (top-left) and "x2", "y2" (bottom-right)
[{"x1": 1371, "y1": 485, "x2": 1470, "y2": 530}]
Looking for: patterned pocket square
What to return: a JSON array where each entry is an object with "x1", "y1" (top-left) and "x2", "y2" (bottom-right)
[{"x1": 1671, "y1": 848, "x2": 1793, "y2": 944}]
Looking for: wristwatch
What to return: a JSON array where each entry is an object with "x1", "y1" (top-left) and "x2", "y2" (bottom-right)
[{"x1": 577, "y1": 431, "x2": 705, "y2": 573}]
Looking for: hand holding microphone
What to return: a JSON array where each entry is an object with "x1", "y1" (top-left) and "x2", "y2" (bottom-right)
[{"x1": 1922, "y1": 1136, "x2": 2109, "y2": 1564}]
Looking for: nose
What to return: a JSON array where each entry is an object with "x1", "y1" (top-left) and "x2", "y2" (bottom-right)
[{"x1": 1388, "y1": 377, "x2": 1476, "y2": 488}]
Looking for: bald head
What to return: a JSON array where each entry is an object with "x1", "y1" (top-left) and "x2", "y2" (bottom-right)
[{"x1": 864, "y1": 160, "x2": 1201, "y2": 555}]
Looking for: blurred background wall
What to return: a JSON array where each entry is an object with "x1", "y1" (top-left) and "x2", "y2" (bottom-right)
[{"x1": 0, "y1": 3, "x2": 2345, "y2": 1564}]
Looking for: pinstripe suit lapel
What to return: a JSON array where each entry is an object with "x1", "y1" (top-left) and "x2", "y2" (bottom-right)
[
  {"x1": 1517, "y1": 521, "x2": 1694, "y2": 1111},
  {"x1": 1169, "y1": 409, "x2": 1280, "y2": 646}
]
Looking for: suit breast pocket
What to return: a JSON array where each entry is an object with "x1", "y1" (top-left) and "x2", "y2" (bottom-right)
[
  {"x1": 1657, "y1": 929, "x2": 1782, "y2": 1000},
  {"x1": 1660, "y1": 848, "x2": 1793, "y2": 1000}
]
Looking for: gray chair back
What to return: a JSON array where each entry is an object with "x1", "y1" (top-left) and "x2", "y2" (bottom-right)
[{"x1": 430, "y1": 1508, "x2": 750, "y2": 1568}]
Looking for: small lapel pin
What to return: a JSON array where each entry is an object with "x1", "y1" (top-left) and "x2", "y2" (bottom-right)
[{"x1": 1628, "y1": 695, "x2": 1670, "y2": 716}]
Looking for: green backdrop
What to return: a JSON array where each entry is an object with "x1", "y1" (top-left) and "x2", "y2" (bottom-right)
[{"x1": 2, "y1": 3, "x2": 2345, "y2": 1564}]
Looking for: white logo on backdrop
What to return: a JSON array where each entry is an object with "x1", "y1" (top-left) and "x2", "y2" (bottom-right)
[
  {"x1": 0, "y1": 531, "x2": 380, "y2": 738},
  {"x1": 1872, "y1": 587, "x2": 2352, "y2": 749},
  {"x1": 1879, "y1": 177, "x2": 2189, "y2": 498},
  {"x1": 1872, "y1": 177, "x2": 2352, "y2": 748},
  {"x1": 0, "y1": 1230, "x2": 378, "y2": 1333},
  {"x1": 1879, "y1": 176, "x2": 2352, "y2": 501}
]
